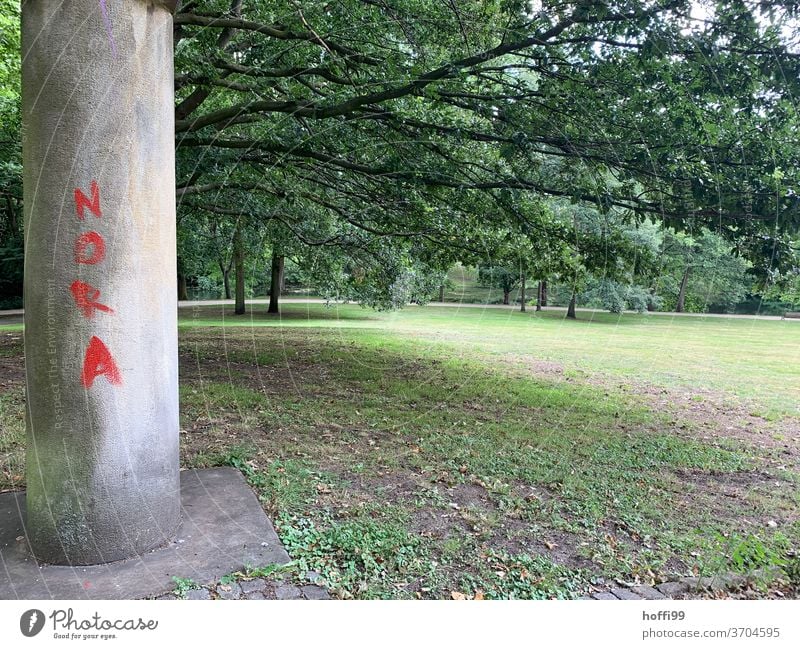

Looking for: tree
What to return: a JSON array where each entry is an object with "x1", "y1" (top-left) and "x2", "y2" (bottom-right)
[
  {"x1": 763, "y1": 243, "x2": 800, "y2": 310},
  {"x1": 172, "y1": 1, "x2": 800, "y2": 280},
  {"x1": 0, "y1": 0, "x2": 21, "y2": 308},
  {"x1": 655, "y1": 228, "x2": 751, "y2": 313},
  {"x1": 5, "y1": 2, "x2": 800, "y2": 310},
  {"x1": 479, "y1": 265, "x2": 519, "y2": 306},
  {"x1": 549, "y1": 201, "x2": 645, "y2": 319},
  {"x1": 268, "y1": 251, "x2": 284, "y2": 314},
  {"x1": 233, "y1": 220, "x2": 246, "y2": 314}
]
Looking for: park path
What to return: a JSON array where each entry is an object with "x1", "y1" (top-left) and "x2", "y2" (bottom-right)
[
  {"x1": 172, "y1": 298, "x2": 791, "y2": 320},
  {"x1": 0, "y1": 299, "x2": 790, "y2": 321}
]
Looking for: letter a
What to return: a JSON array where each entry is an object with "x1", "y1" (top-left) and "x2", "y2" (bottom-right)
[
  {"x1": 74, "y1": 180, "x2": 102, "y2": 220},
  {"x1": 70, "y1": 280, "x2": 114, "y2": 319},
  {"x1": 81, "y1": 336, "x2": 122, "y2": 388}
]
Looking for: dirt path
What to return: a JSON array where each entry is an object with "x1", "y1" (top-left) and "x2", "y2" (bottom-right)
[{"x1": 177, "y1": 299, "x2": 787, "y2": 320}]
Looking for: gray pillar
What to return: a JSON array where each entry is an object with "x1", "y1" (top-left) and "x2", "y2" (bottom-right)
[{"x1": 22, "y1": 0, "x2": 179, "y2": 565}]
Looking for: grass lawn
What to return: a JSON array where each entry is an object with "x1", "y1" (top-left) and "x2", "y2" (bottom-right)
[{"x1": 1, "y1": 304, "x2": 799, "y2": 599}]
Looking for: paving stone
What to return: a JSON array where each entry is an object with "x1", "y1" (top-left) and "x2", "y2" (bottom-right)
[
  {"x1": 240, "y1": 578, "x2": 267, "y2": 594},
  {"x1": 216, "y1": 583, "x2": 243, "y2": 600},
  {"x1": 611, "y1": 588, "x2": 642, "y2": 600},
  {"x1": 185, "y1": 588, "x2": 211, "y2": 600},
  {"x1": 656, "y1": 581, "x2": 689, "y2": 598},
  {"x1": 591, "y1": 592, "x2": 618, "y2": 600},
  {"x1": 156, "y1": 593, "x2": 177, "y2": 600},
  {"x1": 301, "y1": 585, "x2": 330, "y2": 600},
  {"x1": 680, "y1": 577, "x2": 702, "y2": 592},
  {"x1": 244, "y1": 591, "x2": 266, "y2": 600},
  {"x1": 274, "y1": 584, "x2": 303, "y2": 599},
  {"x1": 631, "y1": 585, "x2": 667, "y2": 600},
  {"x1": 0, "y1": 469, "x2": 291, "y2": 600}
]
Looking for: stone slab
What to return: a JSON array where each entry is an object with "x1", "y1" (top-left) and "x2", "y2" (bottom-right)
[
  {"x1": 656, "y1": 581, "x2": 689, "y2": 598},
  {"x1": 0, "y1": 468, "x2": 290, "y2": 599},
  {"x1": 610, "y1": 588, "x2": 642, "y2": 600},
  {"x1": 275, "y1": 584, "x2": 302, "y2": 599},
  {"x1": 592, "y1": 592, "x2": 618, "y2": 600},
  {"x1": 631, "y1": 584, "x2": 667, "y2": 600},
  {"x1": 300, "y1": 585, "x2": 330, "y2": 600}
]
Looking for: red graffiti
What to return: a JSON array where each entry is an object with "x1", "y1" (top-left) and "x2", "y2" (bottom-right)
[
  {"x1": 74, "y1": 231, "x2": 106, "y2": 265},
  {"x1": 80, "y1": 336, "x2": 122, "y2": 388},
  {"x1": 71, "y1": 180, "x2": 122, "y2": 389},
  {"x1": 69, "y1": 280, "x2": 114, "y2": 319},
  {"x1": 74, "y1": 180, "x2": 102, "y2": 220}
]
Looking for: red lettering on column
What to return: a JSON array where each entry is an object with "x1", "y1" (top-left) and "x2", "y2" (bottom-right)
[
  {"x1": 81, "y1": 336, "x2": 122, "y2": 388},
  {"x1": 74, "y1": 181, "x2": 102, "y2": 220},
  {"x1": 75, "y1": 231, "x2": 106, "y2": 265},
  {"x1": 69, "y1": 280, "x2": 114, "y2": 319}
]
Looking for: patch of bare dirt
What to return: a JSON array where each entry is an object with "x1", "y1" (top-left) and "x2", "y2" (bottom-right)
[
  {"x1": 492, "y1": 517, "x2": 598, "y2": 571},
  {"x1": 630, "y1": 382, "x2": 800, "y2": 457},
  {"x1": 0, "y1": 332, "x2": 24, "y2": 388},
  {"x1": 180, "y1": 332, "x2": 369, "y2": 399},
  {"x1": 494, "y1": 344, "x2": 800, "y2": 467},
  {"x1": 666, "y1": 467, "x2": 800, "y2": 529},
  {"x1": 509, "y1": 355, "x2": 566, "y2": 377}
]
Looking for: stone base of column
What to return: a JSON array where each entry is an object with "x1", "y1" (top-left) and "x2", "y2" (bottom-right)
[{"x1": 0, "y1": 468, "x2": 289, "y2": 599}]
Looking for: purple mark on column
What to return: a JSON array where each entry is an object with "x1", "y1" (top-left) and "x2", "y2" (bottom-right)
[{"x1": 99, "y1": 0, "x2": 118, "y2": 57}]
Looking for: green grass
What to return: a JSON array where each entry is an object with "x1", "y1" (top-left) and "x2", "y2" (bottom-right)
[
  {"x1": 0, "y1": 388, "x2": 25, "y2": 490},
  {"x1": 173, "y1": 316, "x2": 798, "y2": 598},
  {"x1": 1, "y1": 304, "x2": 799, "y2": 598},
  {"x1": 178, "y1": 302, "x2": 800, "y2": 417},
  {"x1": 8, "y1": 303, "x2": 798, "y2": 415},
  {"x1": 171, "y1": 576, "x2": 199, "y2": 598}
]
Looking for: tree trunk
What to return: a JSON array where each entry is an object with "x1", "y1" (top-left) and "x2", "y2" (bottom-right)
[
  {"x1": 540, "y1": 280, "x2": 548, "y2": 307},
  {"x1": 177, "y1": 272, "x2": 188, "y2": 301},
  {"x1": 503, "y1": 289, "x2": 510, "y2": 305},
  {"x1": 567, "y1": 291, "x2": 577, "y2": 319},
  {"x1": 536, "y1": 281, "x2": 543, "y2": 311},
  {"x1": 676, "y1": 267, "x2": 690, "y2": 313},
  {"x1": 5, "y1": 194, "x2": 18, "y2": 234},
  {"x1": 233, "y1": 225, "x2": 245, "y2": 315},
  {"x1": 438, "y1": 284, "x2": 445, "y2": 302},
  {"x1": 520, "y1": 273, "x2": 526, "y2": 312},
  {"x1": 268, "y1": 253, "x2": 284, "y2": 314},
  {"x1": 221, "y1": 271, "x2": 231, "y2": 300}
]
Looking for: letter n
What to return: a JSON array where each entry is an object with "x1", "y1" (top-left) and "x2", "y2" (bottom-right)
[
  {"x1": 74, "y1": 180, "x2": 102, "y2": 220},
  {"x1": 81, "y1": 336, "x2": 122, "y2": 388}
]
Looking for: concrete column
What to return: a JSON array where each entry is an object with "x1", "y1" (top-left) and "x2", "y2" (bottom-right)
[{"x1": 22, "y1": 0, "x2": 179, "y2": 565}]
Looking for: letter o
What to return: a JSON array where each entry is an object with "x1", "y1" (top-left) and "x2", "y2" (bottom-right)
[{"x1": 75, "y1": 231, "x2": 106, "y2": 265}]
